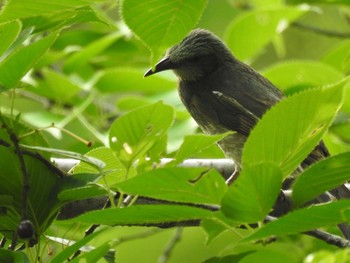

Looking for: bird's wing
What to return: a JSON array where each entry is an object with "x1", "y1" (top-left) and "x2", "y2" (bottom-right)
[{"x1": 210, "y1": 90, "x2": 259, "y2": 136}]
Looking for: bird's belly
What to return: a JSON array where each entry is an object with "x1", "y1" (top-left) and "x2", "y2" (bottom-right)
[{"x1": 199, "y1": 121, "x2": 246, "y2": 169}]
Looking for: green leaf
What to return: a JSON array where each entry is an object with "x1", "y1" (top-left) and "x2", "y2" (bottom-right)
[
  {"x1": 72, "y1": 147, "x2": 127, "y2": 186},
  {"x1": 262, "y1": 61, "x2": 344, "y2": 94},
  {"x1": 225, "y1": 7, "x2": 308, "y2": 61},
  {"x1": 58, "y1": 185, "x2": 107, "y2": 202},
  {"x1": 20, "y1": 145, "x2": 106, "y2": 170},
  {"x1": 69, "y1": 205, "x2": 212, "y2": 225},
  {"x1": 109, "y1": 101, "x2": 174, "y2": 162},
  {"x1": 322, "y1": 40, "x2": 350, "y2": 73},
  {"x1": 204, "y1": 253, "x2": 255, "y2": 263},
  {"x1": 70, "y1": 241, "x2": 114, "y2": 263},
  {"x1": 117, "y1": 167, "x2": 227, "y2": 205},
  {"x1": 171, "y1": 132, "x2": 231, "y2": 166},
  {"x1": 221, "y1": 163, "x2": 282, "y2": 223},
  {"x1": 238, "y1": 249, "x2": 299, "y2": 263},
  {"x1": 42, "y1": 68, "x2": 81, "y2": 102},
  {"x1": 242, "y1": 81, "x2": 345, "y2": 177},
  {"x1": 288, "y1": 0, "x2": 350, "y2": 4},
  {"x1": 0, "y1": 20, "x2": 22, "y2": 58},
  {"x1": 292, "y1": 152, "x2": 350, "y2": 207},
  {"x1": 50, "y1": 229, "x2": 106, "y2": 263},
  {"x1": 244, "y1": 200, "x2": 350, "y2": 242},
  {"x1": 0, "y1": 249, "x2": 30, "y2": 263},
  {"x1": 95, "y1": 68, "x2": 176, "y2": 95},
  {"x1": 0, "y1": 32, "x2": 58, "y2": 89},
  {"x1": 0, "y1": 147, "x2": 60, "y2": 238},
  {"x1": 63, "y1": 32, "x2": 123, "y2": 73},
  {"x1": 121, "y1": 0, "x2": 208, "y2": 62},
  {"x1": 201, "y1": 211, "x2": 240, "y2": 245},
  {"x1": 23, "y1": 6, "x2": 111, "y2": 33},
  {"x1": 0, "y1": 0, "x2": 105, "y2": 21}
]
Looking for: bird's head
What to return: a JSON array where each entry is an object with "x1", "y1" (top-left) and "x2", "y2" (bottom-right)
[{"x1": 144, "y1": 29, "x2": 233, "y2": 81}]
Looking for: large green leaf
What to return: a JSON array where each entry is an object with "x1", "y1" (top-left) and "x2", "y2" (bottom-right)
[
  {"x1": 23, "y1": 6, "x2": 111, "y2": 33},
  {"x1": 262, "y1": 61, "x2": 344, "y2": 94},
  {"x1": 0, "y1": 0, "x2": 104, "y2": 21},
  {"x1": 289, "y1": 0, "x2": 350, "y2": 4},
  {"x1": 117, "y1": 167, "x2": 227, "y2": 205},
  {"x1": 41, "y1": 68, "x2": 82, "y2": 102},
  {"x1": 72, "y1": 147, "x2": 127, "y2": 186},
  {"x1": 0, "y1": 249, "x2": 29, "y2": 263},
  {"x1": 242, "y1": 80, "x2": 345, "y2": 177},
  {"x1": 0, "y1": 147, "x2": 61, "y2": 238},
  {"x1": 70, "y1": 241, "x2": 114, "y2": 263},
  {"x1": 292, "y1": 152, "x2": 350, "y2": 207},
  {"x1": 221, "y1": 163, "x2": 282, "y2": 223},
  {"x1": 171, "y1": 133, "x2": 231, "y2": 166},
  {"x1": 109, "y1": 101, "x2": 174, "y2": 162},
  {"x1": 322, "y1": 40, "x2": 350, "y2": 73},
  {"x1": 0, "y1": 32, "x2": 58, "y2": 89},
  {"x1": 50, "y1": 229, "x2": 106, "y2": 263},
  {"x1": 0, "y1": 20, "x2": 22, "y2": 58},
  {"x1": 122, "y1": 0, "x2": 208, "y2": 62},
  {"x1": 63, "y1": 32, "x2": 123, "y2": 73},
  {"x1": 225, "y1": 7, "x2": 308, "y2": 61},
  {"x1": 58, "y1": 173, "x2": 106, "y2": 202},
  {"x1": 69, "y1": 205, "x2": 212, "y2": 225},
  {"x1": 244, "y1": 200, "x2": 350, "y2": 242}
]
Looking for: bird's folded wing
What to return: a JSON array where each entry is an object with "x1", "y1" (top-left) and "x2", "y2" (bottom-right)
[{"x1": 211, "y1": 90, "x2": 260, "y2": 136}]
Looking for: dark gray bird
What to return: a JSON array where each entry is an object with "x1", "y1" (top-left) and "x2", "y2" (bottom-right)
[
  {"x1": 144, "y1": 29, "x2": 350, "y2": 237},
  {"x1": 145, "y1": 29, "x2": 350, "y2": 239},
  {"x1": 145, "y1": 29, "x2": 328, "y2": 171}
]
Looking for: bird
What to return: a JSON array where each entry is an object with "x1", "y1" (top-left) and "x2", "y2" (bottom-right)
[
  {"x1": 144, "y1": 29, "x2": 350, "y2": 240},
  {"x1": 145, "y1": 29, "x2": 327, "y2": 171},
  {"x1": 144, "y1": 29, "x2": 350, "y2": 236},
  {"x1": 145, "y1": 29, "x2": 284, "y2": 169}
]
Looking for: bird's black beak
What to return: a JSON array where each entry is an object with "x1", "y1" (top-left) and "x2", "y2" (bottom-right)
[{"x1": 144, "y1": 57, "x2": 174, "y2": 77}]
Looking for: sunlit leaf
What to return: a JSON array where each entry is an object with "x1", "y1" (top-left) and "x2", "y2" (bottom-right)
[
  {"x1": 50, "y1": 229, "x2": 107, "y2": 263},
  {"x1": 244, "y1": 200, "x2": 350, "y2": 242},
  {"x1": 0, "y1": 0, "x2": 105, "y2": 21},
  {"x1": 171, "y1": 132, "x2": 231, "y2": 165},
  {"x1": 63, "y1": 32, "x2": 123, "y2": 73},
  {"x1": 292, "y1": 152, "x2": 350, "y2": 207},
  {"x1": 117, "y1": 167, "x2": 227, "y2": 205},
  {"x1": 122, "y1": 0, "x2": 208, "y2": 62},
  {"x1": 0, "y1": 20, "x2": 22, "y2": 58},
  {"x1": 263, "y1": 61, "x2": 344, "y2": 94},
  {"x1": 0, "y1": 32, "x2": 58, "y2": 88},
  {"x1": 69, "y1": 205, "x2": 212, "y2": 225},
  {"x1": 242, "y1": 79, "x2": 345, "y2": 176},
  {"x1": 109, "y1": 101, "x2": 174, "y2": 162},
  {"x1": 225, "y1": 7, "x2": 308, "y2": 61},
  {"x1": 221, "y1": 163, "x2": 282, "y2": 223}
]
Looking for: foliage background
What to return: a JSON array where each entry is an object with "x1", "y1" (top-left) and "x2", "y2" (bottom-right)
[{"x1": 0, "y1": 0, "x2": 350, "y2": 262}]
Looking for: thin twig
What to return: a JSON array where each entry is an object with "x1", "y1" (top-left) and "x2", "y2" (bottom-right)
[
  {"x1": 116, "y1": 228, "x2": 162, "y2": 244},
  {"x1": 1, "y1": 118, "x2": 29, "y2": 222},
  {"x1": 158, "y1": 228, "x2": 183, "y2": 263},
  {"x1": 292, "y1": 22, "x2": 350, "y2": 38},
  {"x1": 0, "y1": 237, "x2": 6, "y2": 248},
  {"x1": 265, "y1": 216, "x2": 350, "y2": 248},
  {"x1": 304, "y1": 229, "x2": 350, "y2": 248}
]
